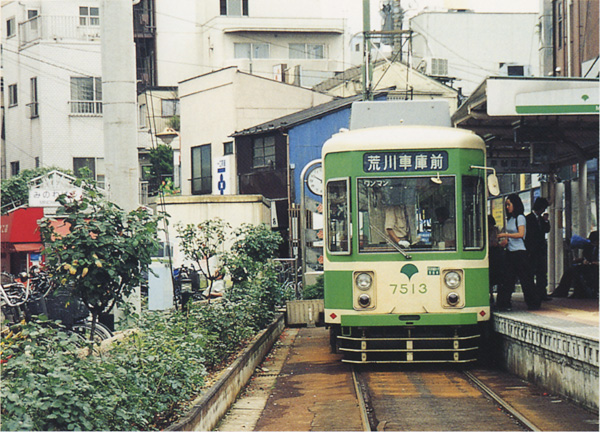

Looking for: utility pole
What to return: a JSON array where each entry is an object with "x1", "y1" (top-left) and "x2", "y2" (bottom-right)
[
  {"x1": 362, "y1": 0, "x2": 373, "y2": 100},
  {"x1": 101, "y1": 0, "x2": 139, "y2": 212},
  {"x1": 101, "y1": 0, "x2": 141, "y2": 320}
]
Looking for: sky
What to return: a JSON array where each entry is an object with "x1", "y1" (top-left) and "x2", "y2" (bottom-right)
[{"x1": 348, "y1": 0, "x2": 540, "y2": 34}]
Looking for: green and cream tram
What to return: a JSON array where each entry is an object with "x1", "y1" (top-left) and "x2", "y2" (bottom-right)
[{"x1": 323, "y1": 126, "x2": 492, "y2": 364}]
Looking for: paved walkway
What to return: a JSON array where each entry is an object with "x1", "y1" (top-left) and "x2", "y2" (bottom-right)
[{"x1": 496, "y1": 292, "x2": 599, "y2": 339}]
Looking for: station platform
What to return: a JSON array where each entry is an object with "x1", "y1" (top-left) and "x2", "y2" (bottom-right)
[{"x1": 492, "y1": 293, "x2": 599, "y2": 412}]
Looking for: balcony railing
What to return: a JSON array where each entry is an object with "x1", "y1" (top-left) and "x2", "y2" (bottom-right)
[
  {"x1": 19, "y1": 15, "x2": 101, "y2": 49},
  {"x1": 69, "y1": 101, "x2": 103, "y2": 116}
]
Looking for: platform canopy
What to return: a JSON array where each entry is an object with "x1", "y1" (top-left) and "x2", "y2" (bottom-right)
[{"x1": 452, "y1": 76, "x2": 599, "y2": 174}]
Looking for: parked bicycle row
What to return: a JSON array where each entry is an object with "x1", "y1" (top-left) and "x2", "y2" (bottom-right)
[{"x1": 1, "y1": 266, "x2": 113, "y2": 344}]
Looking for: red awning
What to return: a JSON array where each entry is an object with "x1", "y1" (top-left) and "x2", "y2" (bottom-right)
[
  {"x1": 11, "y1": 243, "x2": 43, "y2": 253},
  {"x1": 0, "y1": 207, "x2": 44, "y2": 243}
]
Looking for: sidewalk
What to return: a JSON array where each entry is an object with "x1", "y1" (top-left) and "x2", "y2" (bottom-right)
[{"x1": 495, "y1": 292, "x2": 599, "y2": 338}]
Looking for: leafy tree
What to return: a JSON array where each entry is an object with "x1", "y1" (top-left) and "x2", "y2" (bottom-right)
[
  {"x1": 148, "y1": 144, "x2": 174, "y2": 196},
  {"x1": 176, "y1": 218, "x2": 230, "y2": 303},
  {"x1": 38, "y1": 180, "x2": 162, "y2": 344},
  {"x1": 166, "y1": 115, "x2": 180, "y2": 131},
  {"x1": 224, "y1": 223, "x2": 282, "y2": 284},
  {"x1": 0, "y1": 166, "x2": 72, "y2": 214}
]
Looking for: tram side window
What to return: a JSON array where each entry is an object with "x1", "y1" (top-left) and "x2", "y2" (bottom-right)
[
  {"x1": 327, "y1": 179, "x2": 350, "y2": 254},
  {"x1": 462, "y1": 175, "x2": 485, "y2": 250}
]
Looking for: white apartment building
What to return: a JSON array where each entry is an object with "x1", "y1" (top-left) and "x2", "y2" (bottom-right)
[
  {"x1": 2, "y1": 0, "x2": 368, "y2": 195},
  {"x1": 2, "y1": 0, "x2": 105, "y2": 183},
  {"x1": 409, "y1": 10, "x2": 541, "y2": 96},
  {"x1": 149, "y1": 0, "x2": 364, "y2": 89}
]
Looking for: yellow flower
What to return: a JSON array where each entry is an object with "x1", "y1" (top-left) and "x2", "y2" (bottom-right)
[{"x1": 82, "y1": 268, "x2": 89, "y2": 277}]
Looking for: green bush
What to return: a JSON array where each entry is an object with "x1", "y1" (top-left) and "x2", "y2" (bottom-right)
[
  {"x1": 1, "y1": 290, "x2": 280, "y2": 430},
  {"x1": 303, "y1": 274, "x2": 324, "y2": 299},
  {"x1": 1, "y1": 220, "x2": 287, "y2": 431}
]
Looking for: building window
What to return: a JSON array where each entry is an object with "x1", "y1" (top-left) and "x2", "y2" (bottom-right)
[
  {"x1": 220, "y1": 0, "x2": 248, "y2": 16},
  {"x1": 73, "y1": 157, "x2": 105, "y2": 188},
  {"x1": 80, "y1": 6, "x2": 100, "y2": 26},
  {"x1": 10, "y1": 162, "x2": 20, "y2": 176},
  {"x1": 6, "y1": 17, "x2": 15, "y2": 38},
  {"x1": 70, "y1": 77, "x2": 102, "y2": 115},
  {"x1": 35, "y1": 157, "x2": 40, "y2": 168},
  {"x1": 191, "y1": 144, "x2": 212, "y2": 195},
  {"x1": 289, "y1": 43, "x2": 325, "y2": 59},
  {"x1": 138, "y1": 103, "x2": 146, "y2": 128},
  {"x1": 161, "y1": 99, "x2": 179, "y2": 117},
  {"x1": 27, "y1": 9, "x2": 39, "y2": 31},
  {"x1": 29, "y1": 77, "x2": 39, "y2": 118},
  {"x1": 234, "y1": 42, "x2": 269, "y2": 59},
  {"x1": 507, "y1": 65, "x2": 524, "y2": 76},
  {"x1": 8, "y1": 84, "x2": 18, "y2": 107},
  {"x1": 223, "y1": 141, "x2": 234, "y2": 156},
  {"x1": 252, "y1": 136, "x2": 275, "y2": 169}
]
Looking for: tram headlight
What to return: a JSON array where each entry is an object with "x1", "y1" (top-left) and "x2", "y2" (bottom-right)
[
  {"x1": 358, "y1": 294, "x2": 371, "y2": 307},
  {"x1": 444, "y1": 271, "x2": 461, "y2": 289},
  {"x1": 355, "y1": 273, "x2": 373, "y2": 290},
  {"x1": 447, "y1": 292, "x2": 460, "y2": 306}
]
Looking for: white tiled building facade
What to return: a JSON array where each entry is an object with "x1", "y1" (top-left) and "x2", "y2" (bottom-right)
[{"x1": 2, "y1": 0, "x2": 365, "y2": 184}]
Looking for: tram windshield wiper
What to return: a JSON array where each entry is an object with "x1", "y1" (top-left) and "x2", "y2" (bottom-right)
[{"x1": 370, "y1": 224, "x2": 412, "y2": 259}]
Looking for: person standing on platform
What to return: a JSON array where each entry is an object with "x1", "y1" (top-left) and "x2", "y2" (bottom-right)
[
  {"x1": 488, "y1": 215, "x2": 507, "y2": 307},
  {"x1": 497, "y1": 194, "x2": 541, "y2": 311},
  {"x1": 525, "y1": 197, "x2": 551, "y2": 301}
]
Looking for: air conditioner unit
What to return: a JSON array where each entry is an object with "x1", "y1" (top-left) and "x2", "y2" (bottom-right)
[{"x1": 426, "y1": 58, "x2": 449, "y2": 77}]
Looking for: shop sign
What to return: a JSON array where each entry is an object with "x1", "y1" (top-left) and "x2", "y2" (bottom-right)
[{"x1": 29, "y1": 171, "x2": 82, "y2": 207}]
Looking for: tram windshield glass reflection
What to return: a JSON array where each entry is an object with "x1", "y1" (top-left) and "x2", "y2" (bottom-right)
[{"x1": 357, "y1": 176, "x2": 456, "y2": 252}]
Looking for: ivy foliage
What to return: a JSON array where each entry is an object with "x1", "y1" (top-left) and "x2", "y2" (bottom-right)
[
  {"x1": 0, "y1": 167, "x2": 71, "y2": 214},
  {"x1": 38, "y1": 179, "x2": 163, "y2": 341}
]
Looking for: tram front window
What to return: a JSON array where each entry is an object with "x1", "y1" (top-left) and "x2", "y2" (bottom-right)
[{"x1": 357, "y1": 177, "x2": 456, "y2": 252}]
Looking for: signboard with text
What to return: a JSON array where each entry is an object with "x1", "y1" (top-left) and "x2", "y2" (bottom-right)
[{"x1": 363, "y1": 151, "x2": 448, "y2": 173}]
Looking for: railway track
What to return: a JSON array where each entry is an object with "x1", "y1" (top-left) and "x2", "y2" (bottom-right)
[{"x1": 353, "y1": 366, "x2": 542, "y2": 431}]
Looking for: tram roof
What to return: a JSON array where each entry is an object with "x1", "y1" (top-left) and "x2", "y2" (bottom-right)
[
  {"x1": 322, "y1": 126, "x2": 485, "y2": 155},
  {"x1": 452, "y1": 76, "x2": 599, "y2": 173}
]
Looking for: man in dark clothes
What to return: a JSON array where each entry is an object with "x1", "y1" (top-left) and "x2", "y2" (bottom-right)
[{"x1": 525, "y1": 197, "x2": 551, "y2": 301}]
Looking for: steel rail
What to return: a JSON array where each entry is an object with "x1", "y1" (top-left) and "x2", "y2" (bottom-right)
[
  {"x1": 351, "y1": 366, "x2": 376, "y2": 431},
  {"x1": 463, "y1": 370, "x2": 540, "y2": 431}
]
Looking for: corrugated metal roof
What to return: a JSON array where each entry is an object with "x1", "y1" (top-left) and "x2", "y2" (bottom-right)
[{"x1": 231, "y1": 93, "x2": 373, "y2": 137}]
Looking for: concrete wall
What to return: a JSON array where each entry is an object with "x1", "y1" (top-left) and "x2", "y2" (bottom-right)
[
  {"x1": 156, "y1": 194, "x2": 272, "y2": 267},
  {"x1": 494, "y1": 314, "x2": 599, "y2": 411}
]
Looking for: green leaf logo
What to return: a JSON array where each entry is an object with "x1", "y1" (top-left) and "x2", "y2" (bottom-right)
[
  {"x1": 581, "y1": 94, "x2": 589, "y2": 101},
  {"x1": 401, "y1": 264, "x2": 419, "y2": 281}
]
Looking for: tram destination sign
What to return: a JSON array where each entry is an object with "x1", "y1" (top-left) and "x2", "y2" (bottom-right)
[{"x1": 363, "y1": 151, "x2": 448, "y2": 173}]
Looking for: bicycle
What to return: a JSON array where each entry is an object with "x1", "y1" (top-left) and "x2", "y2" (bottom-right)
[{"x1": 1, "y1": 268, "x2": 113, "y2": 344}]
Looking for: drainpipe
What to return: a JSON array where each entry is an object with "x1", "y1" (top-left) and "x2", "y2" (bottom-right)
[{"x1": 566, "y1": 0, "x2": 573, "y2": 76}]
